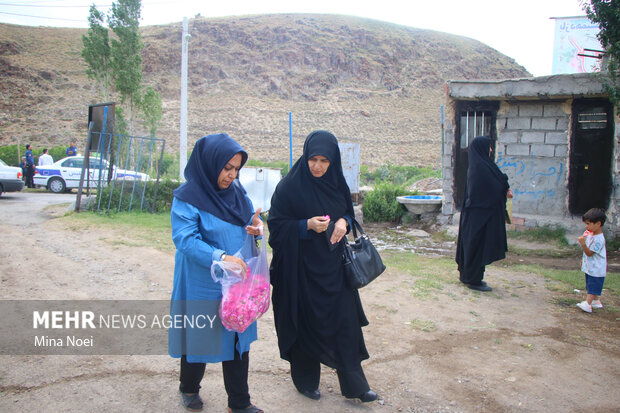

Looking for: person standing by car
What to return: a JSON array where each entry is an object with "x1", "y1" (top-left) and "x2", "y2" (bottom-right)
[
  {"x1": 38, "y1": 149, "x2": 53, "y2": 166},
  {"x1": 66, "y1": 142, "x2": 77, "y2": 157},
  {"x1": 18, "y1": 156, "x2": 27, "y2": 181},
  {"x1": 24, "y1": 144, "x2": 35, "y2": 188}
]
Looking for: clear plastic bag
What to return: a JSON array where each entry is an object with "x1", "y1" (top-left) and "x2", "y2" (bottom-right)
[{"x1": 211, "y1": 234, "x2": 270, "y2": 333}]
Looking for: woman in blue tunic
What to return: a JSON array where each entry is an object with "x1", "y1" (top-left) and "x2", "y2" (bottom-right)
[{"x1": 169, "y1": 133, "x2": 263, "y2": 413}]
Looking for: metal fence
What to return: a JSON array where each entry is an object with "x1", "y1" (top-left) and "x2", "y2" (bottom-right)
[{"x1": 75, "y1": 125, "x2": 166, "y2": 213}]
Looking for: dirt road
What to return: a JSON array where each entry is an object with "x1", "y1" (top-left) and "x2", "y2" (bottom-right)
[{"x1": 1, "y1": 192, "x2": 619, "y2": 412}]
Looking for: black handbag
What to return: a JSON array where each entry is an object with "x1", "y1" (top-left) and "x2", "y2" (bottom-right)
[{"x1": 342, "y1": 219, "x2": 386, "y2": 288}]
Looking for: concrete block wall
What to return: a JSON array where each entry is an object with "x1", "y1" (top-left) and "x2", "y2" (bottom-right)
[
  {"x1": 440, "y1": 99, "x2": 576, "y2": 227},
  {"x1": 494, "y1": 100, "x2": 572, "y2": 218},
  {"x1": 442, "y1": 74, "x2": 619, "y2": 237},
  {"x1": 439, "y1": 101, "x2": 457, "y2": 224}
]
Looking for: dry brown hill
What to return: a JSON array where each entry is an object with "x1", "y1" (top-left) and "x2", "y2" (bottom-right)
[{"x1": 0, "y1": 14, "x2": 530, "y2": 167}]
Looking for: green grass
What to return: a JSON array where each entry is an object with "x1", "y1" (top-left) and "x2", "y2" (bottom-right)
[
  {"x1": 507, "y1": 244, "x2": 576, "y2": 258},
  {"x1": 507, "y1": 226, "x2": 569, "y2": 247},
  {"x1": 60, "y1": 211, "x2": 175, "y2": 252},
  {"x1": 504, "y1": 263, "x2": 620, "y2": 295},
  {"x1": 408, "y1": 318, "x2": 437, "y2": 332},
  {"x1": 383, "y1": 252, "x2": 458, "y2": 299}
]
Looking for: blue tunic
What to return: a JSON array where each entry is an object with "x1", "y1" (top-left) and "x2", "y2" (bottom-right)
[{"x1": 169, "y1": 197, "x2": 258, "y2": 363}]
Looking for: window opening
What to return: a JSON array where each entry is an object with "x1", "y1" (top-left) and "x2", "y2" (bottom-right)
[{"x1": 460, "y1": 110, "x2": 492, "y2": 148}]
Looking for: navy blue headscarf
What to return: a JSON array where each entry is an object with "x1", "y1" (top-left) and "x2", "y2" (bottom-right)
[{"x1": 173, "y1": 133, "x2": 253, "y2": 226}]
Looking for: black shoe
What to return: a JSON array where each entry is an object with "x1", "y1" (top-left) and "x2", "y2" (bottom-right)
[
  {"x1": 467, "y1": 283, "x2": 492, "y2": 292},
  {"x1": 358, "y1": 390, "x2": 378, "y2": 402},
  {"x1": 298, "y1": 389, "x2": 320, "y2": 400}
]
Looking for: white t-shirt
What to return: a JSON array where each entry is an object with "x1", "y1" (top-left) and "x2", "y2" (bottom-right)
[
  {"x1": 38, "y1": 153, "x2": 54, "y2": 166},
  {"x1": 581, "y1": 233, "x2": 606, "y2": 277}
]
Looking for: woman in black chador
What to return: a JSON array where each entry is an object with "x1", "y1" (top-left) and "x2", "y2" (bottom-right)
[
  {"x1": 267, "y1": 130, "x2": 378, "y2": 403},
  {"x1": 456, "y1": 136, "x2": 513, "y2": 292}
]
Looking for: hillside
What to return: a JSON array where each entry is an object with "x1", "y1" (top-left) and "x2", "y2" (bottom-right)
[{"x1": 0, "y1": 14, "x2": 530, "y2": 167}]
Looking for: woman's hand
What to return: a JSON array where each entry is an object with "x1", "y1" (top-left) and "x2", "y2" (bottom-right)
[
  {"x1": 307, "y1": 215, "x2": 330, "y2": 233},
  {"x1": 507, "y1": 188, "x2": 514, "y2": 199},
  {"x1": 245, "y1": 208, "x2": 263, "y2": 236},
  {"x1": 329, "y1": 218, "x2": 348, "y2": 244},
  {"x1": 222, "y1": 254, "x2": 248, "y2": 275}
]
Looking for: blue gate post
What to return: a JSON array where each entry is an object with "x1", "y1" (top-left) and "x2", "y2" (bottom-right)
[{"x1": 95, "y1": 106, "x2": 108, "y2": 211}]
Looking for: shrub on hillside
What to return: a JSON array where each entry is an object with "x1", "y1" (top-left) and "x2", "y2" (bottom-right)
[{"x1": 362, "y1": 182, "x2": 413, "y2": 222}]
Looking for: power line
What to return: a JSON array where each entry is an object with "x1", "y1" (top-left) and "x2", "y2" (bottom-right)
[
  {"x1": 0, "y1": 10, "x2": 86, "y2": 21},
  {"x1": 0, "y1": 0, "x2": 175, "y2": 6},
  {"x1": 0, "y1": 3, "x2": 113, "y2": 7},
  {"x1": 0, "y1": 0, "x2": 183, "y2": 24}
]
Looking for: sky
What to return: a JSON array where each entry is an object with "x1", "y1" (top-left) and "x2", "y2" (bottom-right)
[{"x1": 0, "y1": 0, "x2": 590, "y2": 76}]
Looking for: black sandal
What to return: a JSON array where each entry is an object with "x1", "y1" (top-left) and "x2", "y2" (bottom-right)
[
  {"x1": 180, "y1": 391, "x2": 203, "y2": 412},
  {"x1": 227, "y1": 405, "x2": 264, "y2": 413}
]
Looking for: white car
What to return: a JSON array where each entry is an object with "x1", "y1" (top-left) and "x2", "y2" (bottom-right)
[
  {"x1": 34, "y1": 156, "x2": 148, "y2": 193},
  {"x1": 0, "y1": 159, "x2": 25, "y2": 197}
]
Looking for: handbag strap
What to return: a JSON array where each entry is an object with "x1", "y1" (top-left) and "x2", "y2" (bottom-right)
[{"x1": 348, "y1": 218, "x2": 365, "y2": 239}]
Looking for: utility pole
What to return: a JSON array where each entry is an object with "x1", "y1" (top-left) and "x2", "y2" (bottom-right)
[{"x1": 179, "y1": 17, "x2": 189, "y2": 181}]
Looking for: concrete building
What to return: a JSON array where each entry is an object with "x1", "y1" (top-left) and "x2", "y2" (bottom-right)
[{"x1": 441, "y1": 73, "x2": 619, "y2": 238}]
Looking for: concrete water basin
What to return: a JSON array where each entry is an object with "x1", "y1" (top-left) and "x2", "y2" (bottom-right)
[{"x1": 397, "y1": 195, "x2": 443, "y2": 214}]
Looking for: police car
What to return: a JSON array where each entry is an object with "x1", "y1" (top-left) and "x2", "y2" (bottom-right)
[
  {"x1": 34, "y1": 156, "x2": 148, "y2": 193},
  {"x1": 0, "y1": 158, "x2": 25, "y2": 197}
]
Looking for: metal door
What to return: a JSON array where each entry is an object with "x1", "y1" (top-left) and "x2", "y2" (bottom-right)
[{"x1": 568, "y1": 98, "x2": 614, "y2": 214}]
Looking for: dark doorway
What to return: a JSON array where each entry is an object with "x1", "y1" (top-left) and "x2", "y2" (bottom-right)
[
  {"x1": 568, "y1": 98, "x2": 614, "y2": 214},
  {"x1": 454, "y1": 101, "x2": 499, "y2": 209}
]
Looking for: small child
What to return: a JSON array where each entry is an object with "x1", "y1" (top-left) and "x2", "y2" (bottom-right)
[{"x1": 576, "y1": 208, "x2": 607, "y2": 313}]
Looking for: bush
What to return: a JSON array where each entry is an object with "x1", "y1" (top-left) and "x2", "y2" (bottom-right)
[
  {"x1": 0, "y1": 144, "x2": 30, "y2": 166},
  {"x1": 362, "y1": 182, "x2": 413, "y2": 222},
  {"x1": 93, "y1": 178, "x2": 181, "y2": 213},
  {"x1": 360, "y1": 163, "x2": 440, "y2": 187},
  {"x1": 0, "y1": 144, "x2": 71, "y2": 166}
]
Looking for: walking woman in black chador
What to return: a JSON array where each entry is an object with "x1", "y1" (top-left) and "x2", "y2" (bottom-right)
[
  {"x1": 267, "y1": 130, "x2": 378, "y2": 403},
  {"x1": 456, "y1": 136, "x2": 513, "y2": 292}
]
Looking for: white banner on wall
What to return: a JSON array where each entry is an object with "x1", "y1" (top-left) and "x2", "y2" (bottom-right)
[{"x1": 551, "y1": 16, "x2": 601, "y2": 75}]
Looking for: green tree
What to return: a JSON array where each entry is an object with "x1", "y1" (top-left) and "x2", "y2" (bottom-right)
[
  {"x1": 115, "y1": 106, "x2": 129, "y2": 136},
  {"x1": 582, "y1": 0, "x2": 620, "y2": 114},
  {"x1": 141, "y1": 86, "x2": 162, "y2": 138},
  {"x1": 81, "y1": 5, "x2": 112, "y2": 100},
  {"x1": 108, "y1": 0, "x2": 143, "y2": 135}
]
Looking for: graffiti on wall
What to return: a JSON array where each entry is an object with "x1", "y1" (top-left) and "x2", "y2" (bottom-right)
[{"x1": 496, "y1": 152, "x2": 565, "y2": 201}]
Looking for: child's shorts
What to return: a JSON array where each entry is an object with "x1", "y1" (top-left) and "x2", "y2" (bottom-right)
[{"x1": 585, "y1": 273, "x2": 605, "y2": 296}]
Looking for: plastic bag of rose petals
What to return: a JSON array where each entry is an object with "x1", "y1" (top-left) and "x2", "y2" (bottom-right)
[{"x1": 211, "y1": 234, "x2": 271, "y2": 333}]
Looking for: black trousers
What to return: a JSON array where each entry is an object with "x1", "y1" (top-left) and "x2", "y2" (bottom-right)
[
  {"x1": 460, "y1": 266, "x2": 485, "y2": 285},
  {"x1": 25, "y1": 165, "x2": 35, "y2": 188},
  {"x1": 289, "y1": 342, "x2": 369, "y2": 398},
  {"x1": 179, "y1": 341, "x2": 250, "y2": 409}
]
